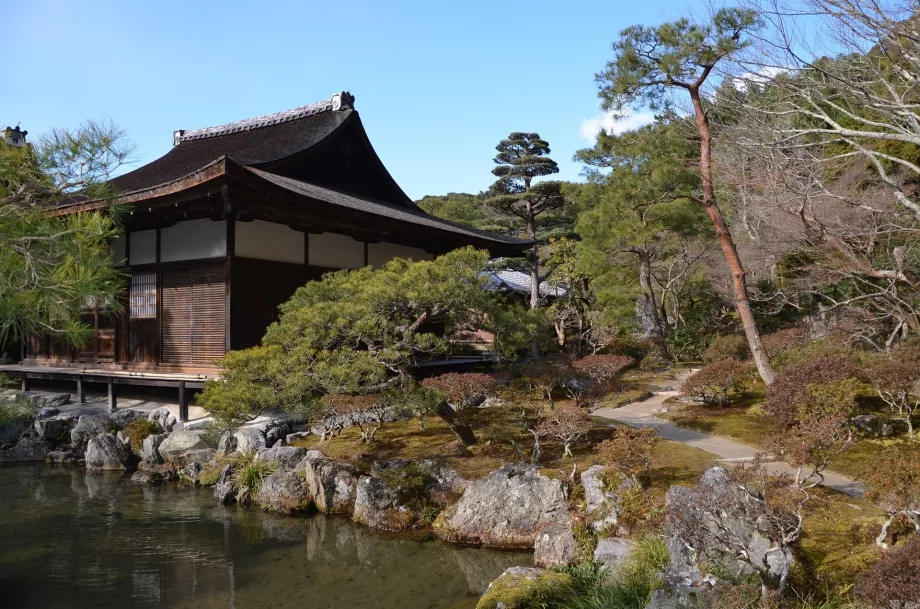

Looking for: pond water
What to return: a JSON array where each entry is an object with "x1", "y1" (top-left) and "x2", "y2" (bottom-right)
[{"x1": 0, "y1": 464, "x2": 530, "y2": 609}]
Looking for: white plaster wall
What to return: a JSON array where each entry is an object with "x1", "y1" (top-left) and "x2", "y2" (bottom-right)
[
  {"x1": 129, "y1": 230, "x2": 156, "y2": 265},
  {"x1": 111, "y1": 233, "x2": 127, "y2": 267},
  {"x1": 367, "y1": 242, "x2": 434, "y2": 267},
  {"x1": 235, "y1": 220, "x2": 305, "y2": 264},
  {"x1": 160, "y1": 219, "x2": 226, "y2": 262},
  {"x1": 308, "y1": 232, "x2": 365, "y2": 269}
]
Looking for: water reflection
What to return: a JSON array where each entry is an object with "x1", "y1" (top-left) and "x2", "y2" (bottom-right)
[{"x1": 0, "y1": 464, "x2": 529, "y2": 608}]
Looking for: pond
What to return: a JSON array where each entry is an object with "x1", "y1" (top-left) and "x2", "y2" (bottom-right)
[{"x1": 0, "y1": 464, "x2": 530, "y2": 608}]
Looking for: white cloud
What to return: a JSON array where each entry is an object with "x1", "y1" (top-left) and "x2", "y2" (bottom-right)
[
  {"x1": 579, "y1": 108, "x2": 655, "y2": 141},
  {"x1": 735, "y1": 66, "x2": 787, "y2": 91}
]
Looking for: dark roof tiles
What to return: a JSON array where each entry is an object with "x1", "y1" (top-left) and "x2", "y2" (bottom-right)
[{"x1": 245, "y1": 167, "x2": 530, "y2": 247}]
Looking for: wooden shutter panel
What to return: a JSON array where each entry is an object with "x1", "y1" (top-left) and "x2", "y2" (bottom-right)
[{"x1": 161, "y1": 266, "x2": 226, "y2": 365}]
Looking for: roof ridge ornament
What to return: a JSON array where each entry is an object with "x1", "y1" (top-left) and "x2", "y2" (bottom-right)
[
  {"x1": 172, "y1": 92, "x2": 353, "y2": 146},
  {"x1": 332, "y1": 91, "x2": 355, "y2": 111}
]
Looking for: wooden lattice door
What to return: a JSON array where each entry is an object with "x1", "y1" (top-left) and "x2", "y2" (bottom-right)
[{"x1": 161, "y1": 266, "x2": 226, "y2": 365}]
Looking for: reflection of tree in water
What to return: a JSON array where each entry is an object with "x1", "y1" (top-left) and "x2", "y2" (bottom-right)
[{"x1": 0, "y1": 466, "x2": 529, "y2": 609}]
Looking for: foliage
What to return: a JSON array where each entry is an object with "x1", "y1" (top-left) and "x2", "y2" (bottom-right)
[
  {"x1": 517, "y1": 355, "x2": 570, "y2": 406},
  {"x1": 854, "y1": 537, "x2": 920, "y2": 609},
  {"x1": 764, "y1": 358, "x2": 863, "y2": 487},
  {"x1": 421, "y1": 372, "x2": 497, "y2": 420},
  {"x1": 571, "y1": 354, "x2": 634, "y2": 381},
  {"x1": 764, "y1": 356, "x2": 861, "y2": 429},
  {"x1": 202, "y1": 249, "x2": 528, "y2": 424},
  {"x1": 121, "y1": 419, "x2": 160, "y2": 452},
  {"x1": 680, "y1": 360, "x2": 754, "y2": 407},
  {"x1": 535, "y1": 402, "x2": 593, "y2": 461},
  {"x1": 597, "y1": 427, "x2": 660, "y2": 486},
  {"x1": 485, "y1": 132, "x2": 568, "y2": 310},
  {"x1": 0, "y1": 398, "x2": 32, "y2": 432},
  {"x1": 231, "y1": 456, "x2": 278, "y2": 505},
  {"x1": 0, "y1": 120, "x2": 132, "y2": 347},
  {"x1": 549, "y1": 536, "x2": 669, "y2": 609},
  {"x1": 863, "y1": 450, "x2": 920, "y2": 548},
  {"x1": 323, "y1": 393, "x2": 393, "y2": 443},
  {"x1": 865, "y1": 343, "x2": 920, "y2": 439},
  {"x1": 702, "y1": 334, "x2": 750, "y2": 364},
  {"x1": 576, "y1": 116, "x2": 709, "y2": 355},
  {"x1": 761, "y1": 328, "x2": 809, "y2": 358}
]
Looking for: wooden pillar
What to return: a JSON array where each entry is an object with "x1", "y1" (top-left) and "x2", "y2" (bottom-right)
[
  {"x1": 178, "y1": 381, "x2": 188, "y2": 423},
  {"x1": 20, "y1": 373, "x2": 28, "y2": 393},
  {"x1": 107, "y1": 379, "x2": 117, "y2": 412},
  {"x1": 76, "y1": 378, "x2": 86, "y2": 404}
]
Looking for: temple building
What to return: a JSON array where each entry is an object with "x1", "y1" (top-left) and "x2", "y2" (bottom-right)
[{"x1": 19, "y1": 92, "x2": 528, "y2": 380}]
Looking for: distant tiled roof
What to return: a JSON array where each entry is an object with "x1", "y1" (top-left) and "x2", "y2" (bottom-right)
[
  {"x1": 485, "y1": 269, "x2": 566, "y2": 297},
  {"x1": 246, "y1": 167, "x2": 531, "y2": 248}
]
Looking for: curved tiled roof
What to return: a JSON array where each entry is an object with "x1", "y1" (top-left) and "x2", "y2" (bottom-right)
[
  {"x1": 111, "y1": 98, "x2": 350, "y2": 194},
  {"x1": 244, "y1": 167, "x2": 531, "y2": 248}
]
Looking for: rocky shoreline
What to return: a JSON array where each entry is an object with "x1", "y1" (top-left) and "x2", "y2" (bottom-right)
[{"x1": 0, "y1": 391, "x2": 817, "y2": 609}]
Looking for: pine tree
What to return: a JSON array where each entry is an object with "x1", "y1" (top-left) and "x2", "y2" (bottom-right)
[{"x1": 485, "y1": 133, "x2": 564, "y2": 310}]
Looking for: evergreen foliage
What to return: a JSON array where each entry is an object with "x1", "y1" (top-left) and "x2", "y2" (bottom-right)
[{"x1": 0, "y1": 120, "x2": 132, "y2": 347}]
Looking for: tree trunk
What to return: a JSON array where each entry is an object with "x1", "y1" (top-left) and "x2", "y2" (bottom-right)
[
  {"x1": 689, "y1": 88, "x2": 775, "y2": 385},
  {"x1": 636, "y1": 244, "x2": 670, "y2": 359},
  {"x1": 528, "y1": 213, "x2": 540, "y2": 311},
  {"x1": 435, "y1": 401, "x2": 477, "y2": 445}
]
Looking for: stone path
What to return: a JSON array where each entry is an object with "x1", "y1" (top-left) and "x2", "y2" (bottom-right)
[{"x1": 593, "y1": 368, "x2": 866, "y2": 497}]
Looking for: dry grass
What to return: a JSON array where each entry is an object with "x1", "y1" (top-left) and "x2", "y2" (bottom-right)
[{"x1": 293, "y1": 394, "x2": 718, "y2": 485}]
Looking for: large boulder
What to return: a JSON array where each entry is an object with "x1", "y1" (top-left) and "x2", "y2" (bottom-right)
[
  {"x1": 0, "y1": 419, "x2": 30, "y2": 445},
  {"x1": 353, "y1": 475, "x2": 403, "y2": 530},
  {"x1": 141, "y1": 433, "x2": 166, "y2": 464},
  {"x1": 233, "y1": 427, "x2": 266, "y2": 454},
  {"x1": 14, "y1": 391, "x2": 70, "y2": 410},
  {"x1": 255, "y1": 446, "x2": 307, "y2": 470},
  {"x1": 147, "y1": 407, "x2": 178, "y2": 433},
  {"x1": 476, "y1": 567, "x2": 571, "y2": 609},
  {"x1": 131, "y1": 465, "x2": 178, "y2": 485},
  {"x1": 158, "y1": 430, "x2": 214, "y2": 465},
  {"x1": 216, "y1": 432, "x2": 237, "y2": 456},
  {"x1": 300, "y1": 457, "x2": 360, "y2": 514},
  {"x1": 85, "y1": 433, "x2": 133, "y2": 471},
  {"x1": 435, "y1": 464, "x2": 569, "y2": 548},
  {"x1": 533, "y1": 519, "x2": 578, "y2": 568},
  {"x1": 46, "y1": 450, "x2": 81, "y2": 465},
  {"x1": 581, "y1": 464, "x2": 631, "y2": 532},
  {"x1": 0, "y1": 434, "x2": 53, "y2": 461},
  {"x1": 213, "y1": 464, "x2": 236, "y2": 504},
  {"x1": 110, "y1": 409, "x2": 147, "y2": 429},
  {"x1": 34, "y1": 417, "x2": 68, "y2": 441},
  {"x1": 354, "y1": 459, "x2": 465, "y2": 531},
  {"x1": 594, "y1": 537, "x2": 635, "y2": 572},
  {"x1": 255, "y1": 468, "x2": 312, "y2": 514},
  {"x1": 35, "y1": 407, "x2": 60, "y2": 419},
  {"x1": 263, "y1": 423, "x2": 290, "y2": 448},
  {"x1": 657, "y1": 467, "x2": 794, "y2": 601},
  {"x1": 70, "y1": 414, "x2": 111, "y2": 453}
]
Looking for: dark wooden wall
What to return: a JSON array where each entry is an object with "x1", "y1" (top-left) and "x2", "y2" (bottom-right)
[{"x1": 228, "y1": 257, "x2": 331, "y2": 351}]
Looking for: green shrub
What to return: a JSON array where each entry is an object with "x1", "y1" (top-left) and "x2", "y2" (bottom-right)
[
  {"x1": 550, "y1": 536, "x2": 668, "y2": 609},
  {"x1": 0, "y1": 398, "x2": 32, "y2": 432},
  {"x1": 702, "y1": 334, "x2": 750, "y2": 364},
  {"x1": 680, "y1": 360, "x2": 755, "y2": 407},
  {"x1": 231, "y1": 456, "x2": 278, "y2": 504},
  {"x1": 122, "y1": 419, "x2": 160, "y2": 452}
]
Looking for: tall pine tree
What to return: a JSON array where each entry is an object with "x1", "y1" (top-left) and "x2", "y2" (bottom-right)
[{"x1": 485, "y1": 133, "x2": 564, "y2": 310}]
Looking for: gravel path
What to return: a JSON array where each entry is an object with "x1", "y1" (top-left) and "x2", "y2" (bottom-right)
[{"x1": 592, "y1": 368, "x2": 866, "y2": 497}]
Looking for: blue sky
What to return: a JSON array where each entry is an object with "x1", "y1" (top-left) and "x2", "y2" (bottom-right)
[{"x1": 5, "y1": 0, "x2": 706, "y2": 200}]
